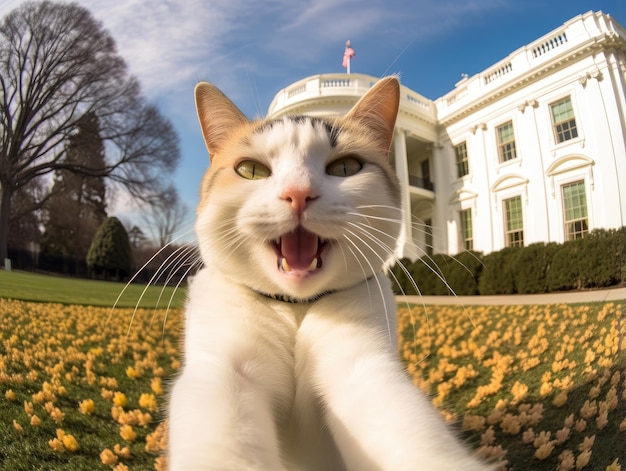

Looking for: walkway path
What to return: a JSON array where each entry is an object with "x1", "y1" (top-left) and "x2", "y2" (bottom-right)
[{"x1": 398, "y1": 286, "x2": 626, "y2": 306}]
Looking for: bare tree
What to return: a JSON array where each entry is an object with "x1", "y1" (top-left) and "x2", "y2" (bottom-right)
[
  {"x1": 0, "y1": 1, "x2": 180, "y2": 265},
  {"x1": 143, "y1": 187, "x2": 189, "y2": 247}
]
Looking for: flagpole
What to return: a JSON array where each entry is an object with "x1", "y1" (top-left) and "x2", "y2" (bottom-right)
[{"x1": 343, "y1": 40, "x2": 354, "y2": 74}]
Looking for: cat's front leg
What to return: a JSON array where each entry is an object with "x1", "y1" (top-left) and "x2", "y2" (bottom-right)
[
  {"x1": 168, "y1": 271, "x2": 294, "y2": 471},
  {"x1": 301, "y1": 274, "x2": 490, "y2": 471}
]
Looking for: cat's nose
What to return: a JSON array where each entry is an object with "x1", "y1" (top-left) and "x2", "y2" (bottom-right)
[{"x1": 280, "y1": 187, "x2": 318, "y2": 214}]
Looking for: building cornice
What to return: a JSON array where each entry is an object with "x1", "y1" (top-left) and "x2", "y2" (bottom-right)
[{"x1": 437, "y1": 11, "x2": 626, "y2": 128}]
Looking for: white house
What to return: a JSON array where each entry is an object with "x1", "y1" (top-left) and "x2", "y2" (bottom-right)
[{"x1": 267, "y1": 11, "x2": 626, "y2": 260}]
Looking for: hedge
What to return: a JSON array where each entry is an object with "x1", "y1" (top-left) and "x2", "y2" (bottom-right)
[{"x1": 389, "y1": 227, "x2": 626, "y2": 296}]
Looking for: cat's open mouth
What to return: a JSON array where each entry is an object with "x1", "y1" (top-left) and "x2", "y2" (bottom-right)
[{"x1": 271, "y1": 226, "x2": 328, "y2": 277}]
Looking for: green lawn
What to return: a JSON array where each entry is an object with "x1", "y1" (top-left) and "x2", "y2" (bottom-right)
[{"x1": 0, "y1": 270, "x2": 186, "y2": 308}]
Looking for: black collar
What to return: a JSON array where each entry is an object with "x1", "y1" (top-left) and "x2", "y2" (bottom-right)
[
  {"x1": 256, "y1": 289, "x2": 336, "y2": 304},
  {"x1": 254, "y1": 275, "x2": 376, "y2": 304}
]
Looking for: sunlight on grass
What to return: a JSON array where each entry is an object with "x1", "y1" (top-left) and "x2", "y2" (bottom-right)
[
  {"x1": 1, "y1": 293, "x2": 624, "y2": 470},
  {"x1": 0, "y1": 270, "x2": 185, "y2": 308},
  {"x1": 399, "y1": 302, "x2": 626, "y2": 470},
  {"x1": 0, "y1": 299, "x2": 180, "y2": 470}
]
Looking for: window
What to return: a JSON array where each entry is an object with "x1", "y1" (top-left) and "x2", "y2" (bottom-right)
[
  {"x1": 496, "y1": 121, "x2": 517, "y2": 162},
  {"x1": 504, "y1": 196, "x2": 524, "y2": 247},
  {"x1": 455, "y1": 142, "x2": 469, "y2": 178},
  {"x1": 459, "y1": 209, "x2": 473, "y2": 251},
  {"x1": 550, "y1": 97, "x2": 578, "y2": 143},
  {"x1": 562, "y1": 181, "x2": 589, "y2": 240}
]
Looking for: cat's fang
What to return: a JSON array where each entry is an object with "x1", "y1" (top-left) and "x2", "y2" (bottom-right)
[
  {"x1": 308, "y1": 258, "x2": 318, "y2": 271},
  {"x1": 281, "y1": 257, "x2": 291, "y2": 272}
]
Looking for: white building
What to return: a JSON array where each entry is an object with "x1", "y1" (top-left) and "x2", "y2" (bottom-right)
[{"x1": 267, "y1": 11, "x2": 626, "y2": 260}]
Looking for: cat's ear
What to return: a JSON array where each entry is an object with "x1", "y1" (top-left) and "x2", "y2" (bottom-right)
[
  {"x1": 195, "y1": 82, "x2": 249, "y2": 160},
  {"x1": 344, "y1": 76, "x2": 399, "y2": 153}
]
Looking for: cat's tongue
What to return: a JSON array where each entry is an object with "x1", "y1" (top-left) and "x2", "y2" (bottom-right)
[{"x1": 280, "y1": 227, "x2": 319, "y2": 272}]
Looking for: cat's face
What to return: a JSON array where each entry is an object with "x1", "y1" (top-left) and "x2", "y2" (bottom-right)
[{"x1": 194, "y1": 78, "x2": 401, "y2": 300}]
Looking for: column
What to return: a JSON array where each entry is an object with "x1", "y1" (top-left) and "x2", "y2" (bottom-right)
[{"x1": 393, "y1": 130, "x2": 412, "y2": 259}]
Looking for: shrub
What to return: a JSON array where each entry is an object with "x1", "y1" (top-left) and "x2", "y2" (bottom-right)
[
  {"x1": 87, "y1": 217, "x2": 132, "y2": 280},
  {"x1": 578, "y1": 229, "x2": 622, "y2": 288},
  {"x1": 545, "y1": 238, "x2": 583, "y2": 292},
  {"x1": 478, "y1": 247, "x2": 521, "y2": 295},
  {"x1": 439, "y1": 251, "x2": 484, "y2": 295},
  {"x1": 511, "y1": 242, "x2": 558, "y2": 294},
  {"x1": 388, "y1": 258, "x2": 416, "y2": 295}
]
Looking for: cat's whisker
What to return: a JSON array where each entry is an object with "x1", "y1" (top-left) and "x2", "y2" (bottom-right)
[
  {"x1": 126, "y1": 243, "x2": 193, "y2": 337},
  {"x1": 161, "y1": 254, "x2": 203, "y2": 343},
  {"x1": 341, "y1": 229, "x2": 394, "y2": 348},
  {"x1": 340, "y1": 239, "x2": 373, "y2": 301},
  {"x1": 108, "y1": 228, "x2": 194, "y2": 327},
  {"x1": 358, "y1": 216, "x2": 480, "y2": 329},
  {"x1": 347, "y1": 221, "x2": 430, "y2": 358},
  {"x1": 148, "y1": 244, "x2": 199, "y2": 330}
]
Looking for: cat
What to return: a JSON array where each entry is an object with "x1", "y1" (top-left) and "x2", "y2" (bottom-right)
[{"x1": 167, "y1": 77, "x2": 492, "y2": 470}]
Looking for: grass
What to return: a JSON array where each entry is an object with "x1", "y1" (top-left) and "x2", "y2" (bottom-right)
[
  {"x1": 1, "y1": 271, "x2": 625, "y2": 470},
  {"x1": 399, "y1": 302, "x2": 626, "y2": 470},
  {"x1": 0, "y1": 270, "x2": 186, "y2": 308},
  {"x1": 0, "y1": 298, "x2": 180, "y2": 470}
]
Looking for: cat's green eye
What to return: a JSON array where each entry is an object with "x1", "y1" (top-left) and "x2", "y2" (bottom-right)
[
  {"x1": 235, "y1": 160, "x2": 271, "y2": 180},
  {"x1": 326, "y1": 157, "x2": 363, "y2": 177}
]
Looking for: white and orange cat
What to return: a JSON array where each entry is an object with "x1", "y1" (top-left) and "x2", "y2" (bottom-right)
[{"x1": 168, "y1": 77, "x2": 490, "y2": 470}]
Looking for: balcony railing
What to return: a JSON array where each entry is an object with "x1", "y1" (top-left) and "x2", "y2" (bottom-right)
[{"x1": 408, "y1": 175, "x2": 435, "y2": 192}]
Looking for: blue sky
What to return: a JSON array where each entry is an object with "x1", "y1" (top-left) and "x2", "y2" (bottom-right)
[{"x1": 1, "y1": 0, "x2": 625, "y2": 240}]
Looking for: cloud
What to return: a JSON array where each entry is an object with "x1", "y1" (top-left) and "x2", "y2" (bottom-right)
[{"x1": 1, "y1": 0, "x2": 507, "y2": 118}]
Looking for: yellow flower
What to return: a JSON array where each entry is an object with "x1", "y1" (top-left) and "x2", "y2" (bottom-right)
[
  {"x1": 23, "y1": 401, "x2": 34, "y2": 416},
  {"x1": 139, "y1": 393, "x2": 158, "y2": 412},
  {"x1": 126, "y1": 366, "x2": 140, "y2": 379},
  {"x1": 50, "y1": 406, "x2": 65, "y2": 424},
  {"x1": 596, "y1": 410, "x2": 608, "y2": 430},
  {"x1": 522, "y1": 427, "x2": 536, "y2": 444},
  {"x1": 462, "y1": 413, "x2": 485, "y2": 432},
  {"x1": 154, "y1": 456, "x2": 168, "y2": 471},
  {"x1": 500, "y1": 413, "x2": 521, "y2": 435},
  {"x1": 555, "y1": 427, "x2": 571, "y2": 445},
  {"x1": 578, "y1": 435, "x2": 595, "y2": 452},
  {"x1": 606, "y1": 459, "x2": 621, "y2": 471},
  {"x1": 145, "y1": 422, "x2": 168, "y2": 454},
  {"x1": 579, "y1": 400, "x2": 597, "y2": 420},
  {"x1": 535, "y1": 441, "x2": 555, "y2": 460},
  {"x1": 48, "y1": 438, "x2": 64, "y2": 452},
  {"x1": 480, "y1": 426, "x2": 495, "y2": 446},
  {"x1": 100, "y1": 448, "x2": 118, "y2": 466},
  {"x1": 120, "y1": 424, "x2": 137, "y2": 442},
  {"x1": 5, "y1": 389, "x2": 15, "y2": 400},
  {"x1": 79, "y1": 398, "x2": 95, "y2": 415},
  {"x1": 576, "y1": 449, "x2": 592, "y2": 469},
  {"x1": 113, "y1": 392, "x2": 127, "y2": 408},
  {"x1": 511, "y1": 381, "x2": 528, "y2": 403},
  {"x1": 553, "y1": 391, "x2": 568, "y2": 407},
  {"x1": 12, "y1": 420, "x2": 23, "y2": 434},
  {"x1": 151, "y1": 377, "x2": 163, "y2": 395},
  {"x1": 558, "y1": 450, "x2": 575, "y2": 471},
  {"x1": 62, "y1": 434, "x2": 79, "y2": 452},
  {"x1": 114, "y1": 443, "x2": 132, "y2": 459},
  {"x1": 30, "y1": 415, "x2": 41, "y2": 426}
]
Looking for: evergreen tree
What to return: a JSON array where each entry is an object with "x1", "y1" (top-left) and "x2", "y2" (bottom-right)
[
  {"x1": 87, "y1": 217, "x2": 132, "y2": 280},
  {"x1": 41, "y1": 113, "x2": 107, "y2": 274}
]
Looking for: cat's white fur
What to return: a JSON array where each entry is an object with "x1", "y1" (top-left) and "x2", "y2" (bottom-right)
[{"x1": 168, "y1": 78, "x2": 491, "y2": 470}]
